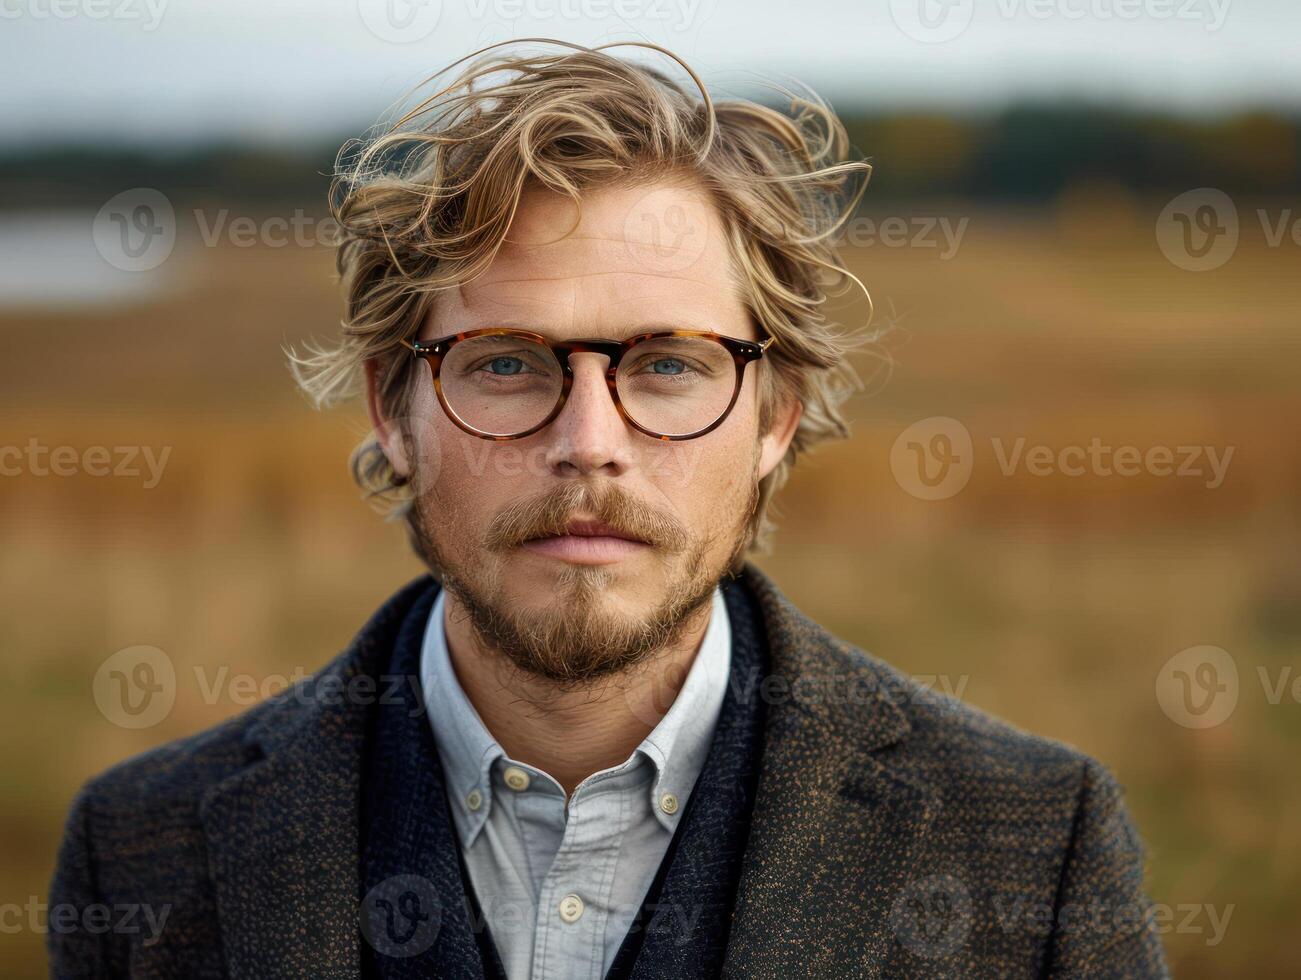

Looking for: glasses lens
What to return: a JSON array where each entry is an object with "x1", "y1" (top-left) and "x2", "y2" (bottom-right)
[
  {"x1": 616, "y1": 336, "x2": 738, "y2": 437},
  {"x1": 439, "y1": 334, "x2": 563, "y2": 436}
]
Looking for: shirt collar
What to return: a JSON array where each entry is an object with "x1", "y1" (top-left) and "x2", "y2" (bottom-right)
[
  {"x1": 420, "y1": 584, "x2": 732, "y2": 844},
  {"x1": 420, "y1": 587, "x2": 503, "y2": 847},
  {"x1": 637, "y1": 586, "x2": 731, "y2": 831}
]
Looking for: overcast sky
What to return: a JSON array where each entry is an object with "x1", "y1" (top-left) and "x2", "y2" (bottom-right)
[{"x1": 2, "y1": 0, "x2": 1298, "y2": 147}]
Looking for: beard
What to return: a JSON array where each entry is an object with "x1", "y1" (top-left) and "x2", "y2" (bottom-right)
[{"x1": 406, "y1": 475, "x2": 758, "y2": 688}]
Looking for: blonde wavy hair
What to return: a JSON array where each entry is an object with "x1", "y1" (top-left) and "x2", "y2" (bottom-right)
[{"x1": 291, "y1": 38, "x2": 875, "y2": 554}]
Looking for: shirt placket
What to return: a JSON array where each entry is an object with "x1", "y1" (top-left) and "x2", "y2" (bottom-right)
[{"x1": 531, "y1": 777, "x2": 630, "y2": 980}]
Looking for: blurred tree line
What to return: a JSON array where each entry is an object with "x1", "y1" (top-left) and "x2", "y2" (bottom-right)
[
  {"x1": 1, "y1": 103, "x2": 1297, "y2": 210},
  {"x1": 844, "y1": 104, "x2": 1299, "y2": 200}
]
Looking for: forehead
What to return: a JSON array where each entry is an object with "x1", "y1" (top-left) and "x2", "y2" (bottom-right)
[{"x1": 428, "y1": 179, "x2": 752, "y2": 340}]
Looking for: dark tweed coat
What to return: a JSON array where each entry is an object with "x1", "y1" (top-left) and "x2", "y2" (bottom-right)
[{"x1": 48, "y1": 564, "x2": 1169, "y2": 978}]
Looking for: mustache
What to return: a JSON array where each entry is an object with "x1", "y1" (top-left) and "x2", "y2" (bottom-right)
[{"x1": 484, "y1": 482, "x2": 689, "y2": 553}]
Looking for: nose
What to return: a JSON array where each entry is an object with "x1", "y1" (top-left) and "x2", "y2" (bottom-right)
[{"x1": 542, "y1": 352, "x2": 635, "y2": 477}]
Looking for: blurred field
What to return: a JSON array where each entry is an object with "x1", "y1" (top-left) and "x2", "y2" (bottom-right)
[{"x1": 2, "y1": 197, "x2": 1299, "y2": 977}]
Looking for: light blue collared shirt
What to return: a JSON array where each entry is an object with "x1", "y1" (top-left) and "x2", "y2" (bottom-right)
[{"x1": 420, "y1": 586, "x2": 731, "y2": 980}]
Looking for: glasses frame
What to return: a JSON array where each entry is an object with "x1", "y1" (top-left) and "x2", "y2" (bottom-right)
[{"x1": 401, "y1": 327, "x2": 775, "y2": 442}]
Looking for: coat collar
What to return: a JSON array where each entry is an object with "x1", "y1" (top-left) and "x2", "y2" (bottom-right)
[
  {"x1": 195, "y1": 565, "x2": 937, "y2": 979},
  {"x1": 197, "y1": 575, "x2": 432, "y2": 979}
]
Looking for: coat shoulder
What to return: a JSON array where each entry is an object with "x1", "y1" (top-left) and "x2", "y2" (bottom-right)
[
  {"x1": 851, "y1": 639, "x2": 1117, "y2": 800},
  {"x1": 829, "y1": 638, "x2": 1145, "y2": 881},
  {"x1": 76, "y1": 694, "x2": 276, "y2": 820},
  {"x1": 72, "y1": 574, "x2": 438, "y2": 821},
  {"x1": 739, "y1": 564, "x2": 1110, "y2": 797}
]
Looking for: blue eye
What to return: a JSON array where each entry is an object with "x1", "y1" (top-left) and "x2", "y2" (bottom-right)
[
  {"x1": 484, "y1": 356, "x2": 526, "y2": 375},
  {"x1": 650, "y1": 358, "x2": 686, "y2": 375}
]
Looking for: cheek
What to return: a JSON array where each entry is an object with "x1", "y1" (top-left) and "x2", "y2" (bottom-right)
[
  {"x1": 401, "y1": 386, "x2": 447, "y2": 484},
  {"x1": 398, "y1": 382, "x2": 457, "y2": 496},
  {"x1": 644, "y1": 425, "x2": 758, "y2": 521},
  {"x1": 418, "y1": 424, "x2": 541, "y2": 529}
]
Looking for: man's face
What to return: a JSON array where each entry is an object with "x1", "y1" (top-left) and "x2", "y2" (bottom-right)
[{"x1": 373, "y1": 178, "x2": 799, "y2": 683}]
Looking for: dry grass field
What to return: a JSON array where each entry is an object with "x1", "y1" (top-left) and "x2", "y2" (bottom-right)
[{"x1": 1, "y1": 196, "x2": 1298, "y2": 976}]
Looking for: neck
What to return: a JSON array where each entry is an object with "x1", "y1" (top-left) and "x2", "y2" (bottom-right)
[{"x1": 441, "y1": 590, "x2": 715, "y2": 796}]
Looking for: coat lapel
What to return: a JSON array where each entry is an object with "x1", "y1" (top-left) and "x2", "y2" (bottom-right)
[
  {"x1": 723, "y1": 565, "x2": 941, "y2": 978},
  {"x1": 197, "y1": 577, "x2": 435, "y2": 980},
  {"x1": 359, "y1": 582, "x2": 496, "y2": 979}
]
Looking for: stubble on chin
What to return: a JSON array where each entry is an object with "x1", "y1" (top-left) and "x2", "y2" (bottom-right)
[{"x1": 405, "y1": 475, "x2": 757, "y2": 689}]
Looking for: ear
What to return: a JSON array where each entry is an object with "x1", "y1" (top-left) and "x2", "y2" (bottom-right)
[
  {"x1": 364, "y1": 358, "x2": 411, "y2": 480},
  {"x1": 757, "y1": 393, "x2": 802, "y2": 481}
]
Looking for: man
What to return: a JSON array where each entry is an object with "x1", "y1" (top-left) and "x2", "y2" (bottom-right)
[{"x1": 50, "y1": 40, "x2": 1169, "y2": 978}]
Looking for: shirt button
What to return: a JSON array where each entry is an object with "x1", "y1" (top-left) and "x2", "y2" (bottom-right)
[
  {"x1": 466, "y1": 789, "x2": 483, "y2": 811},
  {"x1": 558, "y1": 893, "x2": 584, "y2": 923},
  {"x1": 503, "y1": 766, "x2": 531, "y2": 791},
  {"x1": 659, "y1": 792, "x2": 679, "y2": 815}
]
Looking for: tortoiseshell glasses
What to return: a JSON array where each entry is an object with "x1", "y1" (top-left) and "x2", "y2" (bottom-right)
[{"x1": 401, "y1": 328, "x2": 775, "y2": 441}]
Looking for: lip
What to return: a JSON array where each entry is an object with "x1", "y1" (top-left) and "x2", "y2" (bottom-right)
[
  {"x1": 519, "y1": 518, "x2": 651, "y2": 565},
  {"x1": 520, "y1": 534, "x2": 650, "y2": 564}
]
